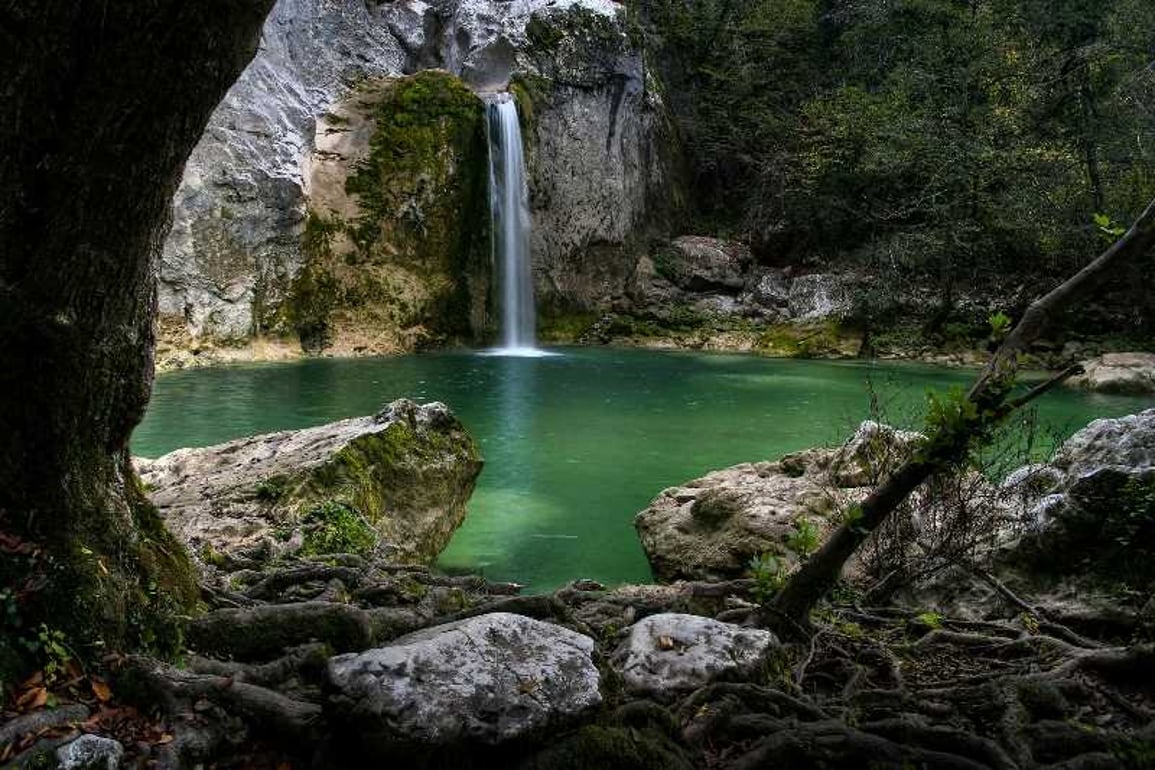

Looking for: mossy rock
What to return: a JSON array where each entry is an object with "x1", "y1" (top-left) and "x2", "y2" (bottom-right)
[{"x1": 139, "y1": 400, "x2": 484, "y2": 572}]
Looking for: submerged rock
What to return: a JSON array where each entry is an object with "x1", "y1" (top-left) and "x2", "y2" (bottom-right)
[
  {"x1": 326, "y1": 612, "x2": 601, "y2": 752},
  {"x1": 136, "y1": 399, "x2": 482, "y2": 568},
  {"x1": 1069, "y1": 352, "x2": 1155, "y2": 394},
  {"x1": 612, "y1": 613, "x2": 778, "y2": 701}
]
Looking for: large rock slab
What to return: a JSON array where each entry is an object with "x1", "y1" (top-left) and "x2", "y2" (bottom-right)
[
  {"x1": 1069, "y1": 352, "x2": 1155, "y2": 395},
  {"x1": 634, "y1": 422, "x2": 927, "y2": 583},
  {"x1": 137, "y1": 399, "x2": 482, "y2": 566},
  {"x1": 612, "y1": 613, "x2": 778, "y2": 701},
  {"x1": 326, "y1": 613, "x2": 601, "y2": 752}
]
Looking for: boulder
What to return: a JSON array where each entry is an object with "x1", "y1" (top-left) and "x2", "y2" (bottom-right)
[
  {"x1": 137, "y1": 399, "x2": 482, "y2": 567},
  {"x1": 653, "y1": 237, "x2": 752, "y2": 294},
  {"x1": 741, "y1": 268, "x2": 792, "y2": 315},
  {"x1": 326, "y1": 613, "x2": 601, "y2": 753},
  {"x1": 1069, "y1": 352, "x2": 1155, "y2": 395},
  {"x1": 787, "y1": 273, "x2": 851, "y2": 321},
  {"x1": 1004, "y1": 409, "x2": 1155, "y2": 587},
  {"x1": 634, "y1": 422, "x2": 926, "y2": 582},
  {"x1": 612, "y1": 614, "x2": 778, "y2": 701}
]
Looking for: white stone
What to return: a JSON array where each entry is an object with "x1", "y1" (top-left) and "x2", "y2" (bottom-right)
[
  {"x1": 326, "y1": 612, "x2": 601, "y2": 746},
  {"x1": 56, "y1": 735, "x2": 125, "y2": 770},
  {"x1": 613, "y1": 613, "x2": 778, "y2": 700}
]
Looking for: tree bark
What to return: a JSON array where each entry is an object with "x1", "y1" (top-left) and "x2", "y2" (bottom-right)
[
  {"x1": 0, "y1": 0, "x2": 275, "y2": 676},
  {"x1": 769, "y1": 196, "x2": 1155, "y2": 632}
]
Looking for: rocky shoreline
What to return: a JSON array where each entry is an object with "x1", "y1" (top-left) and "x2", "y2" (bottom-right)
[{"x1": 4, "y1": 405, "x2": 1152, "y2": 769}]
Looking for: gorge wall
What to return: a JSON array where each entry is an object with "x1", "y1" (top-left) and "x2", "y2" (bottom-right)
[{"x1": 158, "y1": 0, "x2": 682, "y2": 363}]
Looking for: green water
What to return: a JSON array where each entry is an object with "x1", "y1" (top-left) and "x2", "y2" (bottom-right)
[{"x1": 133, "y1": 348, "x2": 1149, "y2": 592}]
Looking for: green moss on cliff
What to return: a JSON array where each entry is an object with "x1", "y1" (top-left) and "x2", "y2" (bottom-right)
[{"x1": 288, "y1": 71, "x2": 492, "y2": 353}]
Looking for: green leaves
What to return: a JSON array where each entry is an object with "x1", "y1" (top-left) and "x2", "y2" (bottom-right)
[{"x1": 1093, "y1": 212, "x2": 1126, "y2": 242}]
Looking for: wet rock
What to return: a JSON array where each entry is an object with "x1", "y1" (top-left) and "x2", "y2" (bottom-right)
[
  {"x1": 1069, "y1": 352, "x2": 1155, "y2": 395},
  {"x1": 136, "y1": 399, "x2": 482, "y2": 568},
  {"x1": 55, "y1": 735, "x2": 125, "y2": 770},
  {"x1": 326, "y1": 613, "x2": 601, "y2": 753},
  {"x1": 612, "y1": 614, "x2": 778, "y2": 701}
]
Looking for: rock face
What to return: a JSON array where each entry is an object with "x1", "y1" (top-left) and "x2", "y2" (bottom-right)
[
  {"x1": 1069, "y1": 352, "x2": 1155, "y2": 394},
  {"x1": 295, "y1": 71, "x2": 491, "y2": 353},
  {"x1": 612, "y1": 613, "x2": 778, "y2": 701},
  {"x1": 326, "y1": 612, "x2": 601, "y2": 753},
  {"x1": 137, "y1": 399, "x2": 482, "y2": 567},
  {"x1": 160, "y1": 0, "x2": 680, "y2": 357},
  {"x1": 1005, "y1": 409, "x2": 1155, "y2": 587},
  {"x1": 634, "y1": 422, "x2": 923, "y2": 582}
]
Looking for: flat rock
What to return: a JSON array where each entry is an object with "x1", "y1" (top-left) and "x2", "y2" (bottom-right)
[
  {"x1": 612, "y1": 613, "x2": 778, "y2": 701},
  {"x1": 1069, "y1": 352, "x2": 1155, "y2": 394},
  {"x1": 326, "y1": 612, "x2": 601, "y2": 751},
  {"x1": 136, "y1": 399, "x2": 482, "y2": 567}
]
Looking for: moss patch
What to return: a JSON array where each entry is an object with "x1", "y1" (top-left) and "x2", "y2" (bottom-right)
[
  {"x1": 286, "y1": 71, "x2": 492, "y2": 354},
  {"x1": 299, "y1": 501, "x2": 377, "y2": 557}
]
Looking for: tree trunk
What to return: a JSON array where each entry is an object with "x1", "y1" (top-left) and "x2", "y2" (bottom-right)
[
  {"x1": 0, "y1": 0, "x2": 275, "y2": 679},
  {"x1": 768, "y1": 196, "x2": 1155, "y2": 633}
]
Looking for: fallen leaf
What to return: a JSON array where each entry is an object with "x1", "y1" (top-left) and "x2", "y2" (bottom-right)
[
  {"x1": 91, "y1": 679, "x2": 112, "y2": 703},
  {"x1": 16, "y1": 687, "x2": 48, "y2": 710},
  {"x1": 156, "y1": 733, "x2": 174, "y2": 745},
  {"x1": 19, "y1": 671, "x2": 44, "y2": 689}
]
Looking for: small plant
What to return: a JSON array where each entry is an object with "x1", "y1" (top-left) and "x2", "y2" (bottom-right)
[
  {"x1": 913, "y1": 611, "x2": 943, "y2": 630},
  {"x1": 987, "y1": 310, "x2": 1012, "y2": 339},
  {"x1": 254, "y1": 476, "x2": 288, "y2": 503},
  {"x1": 299, "y1": 501, "x2": 376, "y2": 556},
  {"x1": 1093, "y1": 212, "x2": 1126, "y2": 243},
  {"x1": 787, "y1": 518, "x2": 821, "y2": 558},
  {"x1": 748, "y1": 553, "x2": 786, "y2": 604}
]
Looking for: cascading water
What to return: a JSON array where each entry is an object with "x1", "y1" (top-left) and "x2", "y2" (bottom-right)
[{"x1": 485, "y1": 93, "x2": 538, "y2": 354}]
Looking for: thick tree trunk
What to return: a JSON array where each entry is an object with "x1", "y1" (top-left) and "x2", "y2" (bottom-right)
[
  {"x1": 0, "y1": 0, "x2": 275, "y2": 678},
  {"x1": 769, "y1": 196, "x2": 1155, "y2": 633}
]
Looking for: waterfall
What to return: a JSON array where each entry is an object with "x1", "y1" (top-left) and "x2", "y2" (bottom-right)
[{"x1": 485, "y1": 93, "x2": 537, "y2": 353}]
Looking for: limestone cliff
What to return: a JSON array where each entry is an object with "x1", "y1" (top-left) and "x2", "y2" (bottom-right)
[{"x1": 159, "y1": 0, "x2": 682, "y2": 362}]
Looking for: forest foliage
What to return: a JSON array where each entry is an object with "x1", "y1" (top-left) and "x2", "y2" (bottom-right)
[{"x1": 640, "y1": 0, "x2": 1155, "y2": 330}]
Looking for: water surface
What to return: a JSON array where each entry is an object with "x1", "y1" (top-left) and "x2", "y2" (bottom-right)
[{"x1": 134, "y1": 348, "x2": 1148, "y2": 591}]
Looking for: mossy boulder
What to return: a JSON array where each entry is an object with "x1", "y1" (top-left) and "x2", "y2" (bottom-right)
[
  {"x1": 287, "y1": 70, "x2": 492, "y2": 355},
  {"x1": 136, "y1": 399, "x2": 483, "y2": 569}
]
